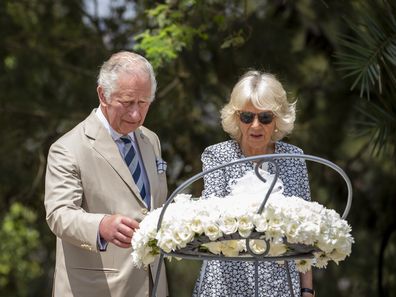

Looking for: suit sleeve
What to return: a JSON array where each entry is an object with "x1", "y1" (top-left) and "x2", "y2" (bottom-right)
[{"x1": 44, "y1": 141, "x2": 105, "y2": 252}]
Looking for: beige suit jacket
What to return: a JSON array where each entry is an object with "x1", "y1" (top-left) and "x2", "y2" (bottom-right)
[{"x1": 45, "y1": 110, "x2": 168, "y2": 297}]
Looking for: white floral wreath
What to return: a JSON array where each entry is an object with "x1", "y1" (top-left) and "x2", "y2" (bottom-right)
[{"x1": 131, "y1": 170, "x2": 353, "y2": 273}]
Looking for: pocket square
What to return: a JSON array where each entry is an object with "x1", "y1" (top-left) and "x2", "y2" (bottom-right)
[{"x1": 156, "y1": 158, "x2": 167, "y2": 173}]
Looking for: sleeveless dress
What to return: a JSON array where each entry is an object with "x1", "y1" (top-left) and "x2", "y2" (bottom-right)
[{"x1": 192, "y1": 140, "x2": 311, "y2": 297}]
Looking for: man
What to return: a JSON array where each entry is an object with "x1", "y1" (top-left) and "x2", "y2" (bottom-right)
[{"x1": 44, "y1": 51, "x2": 168, "y2": 297}]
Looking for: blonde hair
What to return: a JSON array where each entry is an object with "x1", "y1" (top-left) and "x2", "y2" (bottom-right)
[
  {"x1": 97, "y1": 51, "x2": 156, "y2": 102},
  {"x1": 221, "y1": 70, "x2": 296, "y2": 142}
]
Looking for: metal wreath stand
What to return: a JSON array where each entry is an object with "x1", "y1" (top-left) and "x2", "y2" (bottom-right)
[{"x1": 151, "y1": 154, "x2": 353, "y2": 297}]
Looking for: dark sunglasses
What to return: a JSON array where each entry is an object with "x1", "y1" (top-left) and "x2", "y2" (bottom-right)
[{"x1": 237, "y1": 111, "x2": 274, "y2": 125}]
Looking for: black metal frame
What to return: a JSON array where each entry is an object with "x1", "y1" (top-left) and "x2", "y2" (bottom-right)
[{"x1": 150, "y1": 154, "x2": 353, "y2": 297}]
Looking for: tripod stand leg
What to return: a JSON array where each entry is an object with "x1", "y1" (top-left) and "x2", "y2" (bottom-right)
[
  {"x1": 255, "y1": 260, "x2": 259, "y2": 297},
  {"x1": 151, "y1": 253, "x2": 164, "y2": 297},
  {"x1": 285, "y1": 261, "x2": 295, "y2": 297}
]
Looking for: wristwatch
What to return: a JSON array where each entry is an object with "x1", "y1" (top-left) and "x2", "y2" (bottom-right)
[{"x1": 301, "y1": 288, "x2": 315, "y2": 296}]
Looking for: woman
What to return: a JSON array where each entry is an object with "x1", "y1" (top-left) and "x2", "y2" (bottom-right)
[{"x1": 193, "y1": 71, "x2": 315, "y2": 297}]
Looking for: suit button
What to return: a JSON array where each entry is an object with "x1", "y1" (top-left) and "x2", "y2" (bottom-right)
[
  {"x1": 80, "y1": 243, "x2": 92, "y2": 251},
  {"x1": 141, "y1": 208, "x2": 148, "y2": 215}
]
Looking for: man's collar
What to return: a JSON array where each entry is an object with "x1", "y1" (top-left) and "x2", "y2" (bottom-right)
[{"x1": 95, "y1": 106, "x2": 137, "y2": 142}]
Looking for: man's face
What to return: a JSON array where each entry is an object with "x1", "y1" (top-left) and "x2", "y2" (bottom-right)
[{"x1": 98, "y1": 72, "x2": 152, "y2": 135}]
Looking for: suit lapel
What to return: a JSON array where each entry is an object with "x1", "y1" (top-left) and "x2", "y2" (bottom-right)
[
  {"x1": 83, "y1": 111, "x2": 145, "y2": 205},
  {"x1": 135, "y1": 128, "x2": 158, "y2": 209}
]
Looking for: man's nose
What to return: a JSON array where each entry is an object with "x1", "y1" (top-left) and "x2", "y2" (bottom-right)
[{"x1": 127, "y1": 107, "x2": 141, "y2": 118}]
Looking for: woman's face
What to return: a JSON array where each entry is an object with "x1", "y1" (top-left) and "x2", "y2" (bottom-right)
[{"x1": 237, "y1": 101, "x2": 276, "y2": 155}]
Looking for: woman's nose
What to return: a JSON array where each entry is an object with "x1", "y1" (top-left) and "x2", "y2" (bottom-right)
[{"x1": 251, "y1": 116, "x2": 261, "y2": 127}]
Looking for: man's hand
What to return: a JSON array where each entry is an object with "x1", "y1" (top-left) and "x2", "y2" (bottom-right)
[{"x1": 99, "y1": 214, "x2": 139, "y2": 248}]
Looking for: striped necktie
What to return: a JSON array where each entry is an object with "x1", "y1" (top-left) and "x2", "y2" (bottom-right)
[{"x1": 120, "y1": 136, "x2": 150, "y2": 209}]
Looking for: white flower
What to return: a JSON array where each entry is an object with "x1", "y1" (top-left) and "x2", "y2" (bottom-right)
[
  {"x1": 219, "y1": 215, "x2": 238, "y2": 235},
  {"x1": 295, "y1": 221, "x2": 321, "y2": 245},
  {"x1": 202, "y1": 242, "x2": 222, "y2": 254},
  {"x1": 268, "y1": 242, "x2": 288, "y2": 256},
  {"x1": 285, "y1": 220, "x2": 300, "y2": 243},
  {"x1": 174, "y1": 193, "x2": 192, "y2": 203},
  {"x1": 204, "y1": 222, "x2": 223, "y2": 241},
  {"x1": 190, "y1": 216, "x2": 205, "y2": 234},
  {"x1": 221, "y1": 240, "x2": 244, "y2": 257},
  {"x1": 328, "y1": 249, "x2": 348, "y2": 264},
  {"x1": 238, "y1": 214, "x2": 254, "y2": 238},
  {"x1": 141, "y1": 246, "x2": 157, "y2": 266},
  {"x1": 265, "y1": 217, "x2": 284, "y2": 241},
  {"x1": 314, "y1": 252, "x2": 330, "y2": 269},
  {"x1": 252, "y1": 214, "x2": 268, "y2": 233},
  {"x1": 295, "y1": 259, "x2": 313, "y2": 273},
  {"x1": 156, "y1": 230, "x2": 176, "y2": 253},
  {"x1": 172, "y1": 224, "x2": 194, "y2": 248},
  {"x1": 248, "y1": 240, "x2": 268, "y2": 255}
]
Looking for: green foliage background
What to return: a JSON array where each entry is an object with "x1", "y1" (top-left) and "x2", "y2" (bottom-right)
[{"x1": 0, "y1": 0, "x2": 395, "y2": 296}]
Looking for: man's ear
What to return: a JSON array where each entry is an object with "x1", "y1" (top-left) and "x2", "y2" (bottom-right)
[{"x1": 97, "y1": 86, "x2": 108, "y2": 106}]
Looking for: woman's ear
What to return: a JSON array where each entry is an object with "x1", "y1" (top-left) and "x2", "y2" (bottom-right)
[{"x1": 97, "y1": 85, "x2": 108, "y2": 106}]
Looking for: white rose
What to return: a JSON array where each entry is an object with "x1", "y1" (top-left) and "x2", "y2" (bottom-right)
[
  {"x1": 248, "y1": 240, "x2": 267, "y2": 255},
  {"x1": 202, "y1": 242, "x2": 222, "y2": 255},
  {"x1": 219, "y1": 215, "x2": 238, "y2": 235},
  {"x1": 238, "y1": 214, "x2": 254, "y2": 238},
  {"x1": 253, "y1": 214, "x2": 268, "y2": 233},
  {"x1": 328, "y1": 249, "x2": 347, "y2": 263},
  {"x1": 332, "y1": 236, "x2": 353, "y2": 255},
  {"x1": 285, "y1": 221, "x2": 300, "y2": 243},
  {"x1": 190, "y1": 216, "x2": 205, "y2": 234},
  {"x1": 173, "y1": 224, "x2": 194, "y2": 248},
  {"x1": 265, "y1": 218, "x2": 284, "y2": 241},
  {"x1": 141, "y1": 247, "x2": 157, "y2": 266},
  {"x1": 204, "y1": 223, "x2": 223, "y2": 241},
  {"x1": 157, "y1": 230, "x2": 176, "y2": 253},
  {"x1": 268, "y1": 242, "x2": 287, "y2": 256},
  {"x1": 221, "y1": 240, "x2": 243, "y2": 257}
]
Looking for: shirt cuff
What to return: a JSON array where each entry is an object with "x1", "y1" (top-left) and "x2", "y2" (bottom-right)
[{"x1": 97, "y1": 232, "x2": 108, "y2": 251}]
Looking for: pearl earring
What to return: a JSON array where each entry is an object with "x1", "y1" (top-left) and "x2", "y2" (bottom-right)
[{"x1": 274, "y1": 128, "x2": 279, "y2": 133}]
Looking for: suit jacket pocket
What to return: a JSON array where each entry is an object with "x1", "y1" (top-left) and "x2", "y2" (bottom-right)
[{"x1": 63, "y1": 240, "x2": 115, "y2": 270}]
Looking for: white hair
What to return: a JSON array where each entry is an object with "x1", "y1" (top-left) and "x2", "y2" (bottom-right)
[
  {"x1": 221, "y1": 70, "x2": 296, "y2": 142},
  {"x1": 97, "y1": 51, "x2": 157, "y2": 102}
]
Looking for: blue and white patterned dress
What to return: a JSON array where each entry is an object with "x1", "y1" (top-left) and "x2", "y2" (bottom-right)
[{"x1": 193, "y1": 140, "x2": 311, "y2": 297}]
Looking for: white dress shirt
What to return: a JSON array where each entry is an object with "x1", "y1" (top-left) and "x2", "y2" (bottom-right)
[{"x1": 95, "y1": 107, "x2": 151, "y2": 250}]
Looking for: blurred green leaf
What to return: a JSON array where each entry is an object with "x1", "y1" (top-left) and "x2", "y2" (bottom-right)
[{"x1": 0, "y1": 202, "x2": 42, "y2": 296}]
